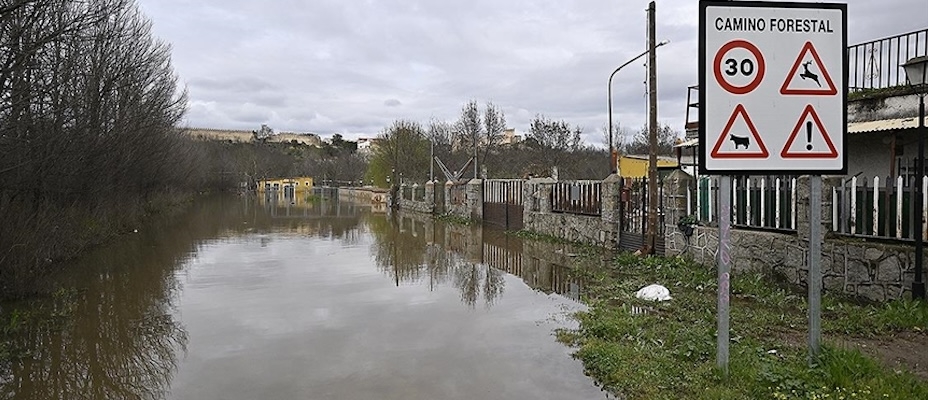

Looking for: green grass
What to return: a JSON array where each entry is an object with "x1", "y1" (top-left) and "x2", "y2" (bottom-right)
[
  {"x1": 434, "y1": 213, "x2": 474, "y2": 225},
  {"x1": 559, "y1": 253, "x2": 928, "y2": 399}
]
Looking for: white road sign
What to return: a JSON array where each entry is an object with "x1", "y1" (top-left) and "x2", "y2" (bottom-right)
[{"x1": 699, "y1": 1, "x2": 847, "y2": 174}]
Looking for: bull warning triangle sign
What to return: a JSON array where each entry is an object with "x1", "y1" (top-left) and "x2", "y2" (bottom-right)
[
  {"x1": 711, "y1": 104, "x2": 769, "y2": 159},
  {"x1": 781, "y1": 104, "x2": 838, "y2": 158},
  {"x1": 780, "y1": 41, "x2": 837, "y2": 95}
]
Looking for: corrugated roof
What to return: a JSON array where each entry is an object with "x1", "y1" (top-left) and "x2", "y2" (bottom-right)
[
  {"x1": 849, "y1": 116, "x2": 928, "y2": 134},
  {"x1": 674, "y1": 138, "x2": 699, "y2": 148}
]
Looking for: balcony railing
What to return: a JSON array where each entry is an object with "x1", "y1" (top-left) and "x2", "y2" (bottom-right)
[{"x1": 848, "y1": 28, "x2": 928, "y2": 91}]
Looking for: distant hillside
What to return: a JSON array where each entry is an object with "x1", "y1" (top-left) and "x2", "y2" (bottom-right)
[{"x1": 184, "y1": 128, "x2": 323, "y2": 147}]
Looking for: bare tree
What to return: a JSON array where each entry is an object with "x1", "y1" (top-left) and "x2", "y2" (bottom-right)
[
  {"x1": 0, "y1": 0, "x2": 194, "y2": 296},
  {"x1": 621, "y1": 123, "x2": 680, "y2": 156},
  {"x1": 452, "y1": 100, "x2": 482, "y2": 177},
  {"x1": 526, "y1": 114, "x2": 582, "y2": 171},
  {"x1": 481, "y1": 101, "x2": 506, "y2": 171}
]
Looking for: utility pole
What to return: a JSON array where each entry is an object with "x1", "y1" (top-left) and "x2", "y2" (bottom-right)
[
  {"x1": 646, "y1": 1, "x2": 658, "y2": 253},
  {"x1": 473, "y1": 131, "x2": 478, "y2": 179}
]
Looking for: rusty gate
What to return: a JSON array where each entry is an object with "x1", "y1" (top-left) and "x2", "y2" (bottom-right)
[
  {"x1": 483, "y1": 179, "x2": 523, "y2": 230},
  {"x1": 618, "y1": 177, "x2": 666, "y2": 255}
]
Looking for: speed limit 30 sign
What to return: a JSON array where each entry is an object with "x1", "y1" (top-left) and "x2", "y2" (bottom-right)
[{"x1": 699, "y1": 1, "x2": 847, "y2": 174}]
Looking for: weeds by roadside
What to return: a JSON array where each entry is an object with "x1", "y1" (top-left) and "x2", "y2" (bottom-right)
[{"x1": 559, "y1": 253, "x2": 928, "y2": 399}]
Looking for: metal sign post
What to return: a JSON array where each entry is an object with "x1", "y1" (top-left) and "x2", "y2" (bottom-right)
[
  {"x1": 808, "y1": 175, "x2": 822, "y2": 361},
  {"x1": 699, "y1": 0, "x2": 847, "y2": 369},
  {"x1": 717, "y1": 176, "x2": 732, "y2": 372}
]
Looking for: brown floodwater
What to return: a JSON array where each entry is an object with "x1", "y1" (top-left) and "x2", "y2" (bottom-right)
[{"x1": 0, "y1": 193, "x2": 611, "y2": 399}]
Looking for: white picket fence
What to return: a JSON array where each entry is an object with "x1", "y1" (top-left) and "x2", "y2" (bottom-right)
[
  {"x1": 687, "y1": 176, "x2": 798, "y2": 230},
  {"x1": 832, "y1": 175, "x2": 928, "y2": 240}
]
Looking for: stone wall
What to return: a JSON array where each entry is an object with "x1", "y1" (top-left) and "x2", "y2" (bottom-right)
[
  {"x1": 663, "y1": 176, "x2": 927, "y2": 301},
  {"x1": 396, "y1": 183, "x2": 435, "y2": 214},
  {"x1": 520, "y1": 176, "x2": 620, "y2": 248},
  {"x1": 433, "y1": 179, "x2": 484, "y2": 220},
  {"x1": 338, "y1": 187, "x2": 388, "y2": 204},
  {"x1": 524, "y1": 212, "x2": 609, "y2": 247},
  {"x1": 387, "y1": 170, "x2": 927, "y2": 302}
]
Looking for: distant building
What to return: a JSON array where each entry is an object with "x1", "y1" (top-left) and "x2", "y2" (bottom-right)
[
  {"x1": 500, "y1": 128, "x2": 522, "y2": 145},
  {"x1": 184, "y1": 128, "x2": 321, "y2": 147},
  {"x1": 357, "y1": 137, "x2": 383, "y2": 154},
  {"x1": 257, "y1": 176, "x2": 315, "y2": 193},
  {"x1": 618, "y1": 155, "x2": 678, "y2": 178}
]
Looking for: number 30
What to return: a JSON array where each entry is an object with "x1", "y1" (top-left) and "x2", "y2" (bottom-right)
[{"x1": 724, "y1": 58, "x2": 754, "y2": 76}]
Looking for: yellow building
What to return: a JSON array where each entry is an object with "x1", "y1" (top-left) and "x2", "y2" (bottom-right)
[
  {"x1": 618, "y1": 155, "x2": 678, "y2": 178},
  {"x1": 257, "y1": 177, "x2": 314, "y2": 193}
]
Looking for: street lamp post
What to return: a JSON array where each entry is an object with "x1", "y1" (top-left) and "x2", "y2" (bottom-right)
[
  {"x1": 903, "y1": 55, "x2": 928, "y2": 300},
  {"x1": 607, "y1": 40, "x2": 669, "y2": 173}
]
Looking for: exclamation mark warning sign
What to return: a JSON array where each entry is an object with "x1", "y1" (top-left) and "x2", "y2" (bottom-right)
[
  {"x1": 806, "y1": 121, "x2": 813, "y2": 151},
  {"x1": 781, "y1": 105, "x2": 838, "y2": 159}
]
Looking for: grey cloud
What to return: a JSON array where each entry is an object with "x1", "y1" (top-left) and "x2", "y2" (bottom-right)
[
  {"x1": 141, "y1": 0, "x2": 925, "y2": 143},
  {"x1": 384, "y1": 99, "x2": 402, "y2": 107}
]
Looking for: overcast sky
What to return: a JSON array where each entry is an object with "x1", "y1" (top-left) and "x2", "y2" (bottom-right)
[{"x1": 136, "y1": 0, "x2": 926, "y2": 147}]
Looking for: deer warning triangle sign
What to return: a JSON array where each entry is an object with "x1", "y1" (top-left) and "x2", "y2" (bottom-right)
[
  {"x1": 780, "y1": 41, "x2": 837, "y2": 95},
  {"x1": 711, "y1": 104, "x2": 769, "y2": 159},
  {"x1": 781, "y1": 105, "x2": 838, "y2": 158}
]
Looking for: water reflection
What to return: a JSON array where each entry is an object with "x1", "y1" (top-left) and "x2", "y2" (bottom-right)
[
  {"x1": 369, "y1": 211, "x2": 592, "y2": 308},
  {"x1": 252, "y1": 190, "x2": 367, "y2": 243},
  {"x1": 0, "y1": 195, "x2": 603, "y2": 399},
  {"x1": 0, "y1": 195, "x2": 374, "y2": 399}
]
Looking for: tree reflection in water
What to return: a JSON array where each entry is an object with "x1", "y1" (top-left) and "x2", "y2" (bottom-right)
[
  {"x1": 369, "y1": 212, "x2": 587, "y2": 308},
  {"x1": 0, "y1": 195, "x2": 374, "y2": 399}
]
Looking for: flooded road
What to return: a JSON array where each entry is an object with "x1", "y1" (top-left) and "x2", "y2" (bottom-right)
[{"x1": 1, "y1": 193, "x2": 609, "y2": 399}]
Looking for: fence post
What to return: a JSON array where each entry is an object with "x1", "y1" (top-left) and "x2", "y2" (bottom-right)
[
  {"x1": 467, "y1": 178, "x2": 483, "y2": 221},
  {"x1": 602, "y1": 173, "x2": 623, "y2": 248},
  {"x1": 445, "y1": 180, "x2": 454, "y2": 215},
  {"x1": 663, "y1": 170, "x2": 695, "y2": 256},
  {"x1": 796, "y1": 176, "x2": 839, "y2": 277},
  {"x1": 426, "y1": 180, "x2": 435, "y2": 214}
]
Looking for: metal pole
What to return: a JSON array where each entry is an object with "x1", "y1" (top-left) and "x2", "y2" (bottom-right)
[
  {"x1": 915, "y1": 94, "x2": 926, "y2": 300},
  {"x1": 809, "y1": 175, "x2": 822, "y2": 362},
  {"x1": 607, "y1": 46, "x2": 668, "y2": 174},
  {"x1": 646, "y1": 1, "x2": 658, "y2": 252},
  {"x1": 608, "y1": 75, "x2": 614, "y2": 173},
  {"x1": 474, "y1": 129, "x2": 478, "y2": 179},
  {"x1": 430, "y1": 139, "x2": 434, "y2": 182},
  {"x1": 717, "y1": 175, "x2": 731, "y2": 374}
]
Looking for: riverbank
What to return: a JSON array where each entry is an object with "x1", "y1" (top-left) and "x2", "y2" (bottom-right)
[
  {"x1": 559, "y1": 253, "x2": 928, "y2": 399},
  {"x1": 0, "y1": 191, "x2": 198, "y2": 299}
]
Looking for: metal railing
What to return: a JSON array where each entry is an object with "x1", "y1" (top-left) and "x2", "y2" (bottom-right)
[
  {"x1": 619, "y1": 177, "x2": 665, "y2": 235},
  {"x1": 484, "y1": 179, "x2": 523, "y2": 205},
  {"x1": 833, "y1": 175, "x2": 927, "y2": 240},
  {"x1": 689, "y1": 176, "x2": 798, "y2": 231},
  {"x1": 551, "y1": 181, "x2": 602, "y2": 216},
  {"x1": 848, "y1": 28, "x2": 928, "y2": 91}
]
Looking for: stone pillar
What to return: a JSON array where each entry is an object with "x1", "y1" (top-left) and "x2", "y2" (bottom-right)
[
  {"x1": 467, "y1": 178, "x2": 483, "y2": 221},
  {"x1": 465, "y1": 223, "x2": 484, "y2": 264},
  {"x1": 445, "y1": 180, "x2": 454, "y2": 215},
  {"x1": 399, "y1": 182, "x2": 408, "y2": 210},
  {"x1": 535, "y1": 178, "x2": 555, "y2": 214},
  {"x1": 601, "y1": 174, "x2": 624, "y2": 248},
  {"x1": 661, "y1": 170, "x2": 696, "y2": 256},
  {"x1": 663, "y1": 169, "x2": 696, "y2": 228},
  {"x1": 425, "y1": 180, "x2": 435, "y2": 214},
  {"x1": 796, "y1": 176, "x2": 837, "y2": 243}
]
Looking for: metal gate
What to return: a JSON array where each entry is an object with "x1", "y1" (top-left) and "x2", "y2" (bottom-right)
[
  {"x1": 618, "y1": 177, "x2": 665, "y2": 255},
  {"x1": 483, "y1": 179, "x2": 524, "y2": 230}
]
